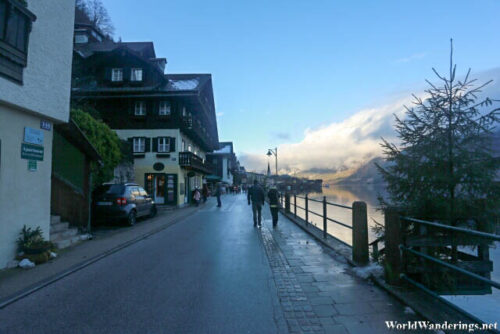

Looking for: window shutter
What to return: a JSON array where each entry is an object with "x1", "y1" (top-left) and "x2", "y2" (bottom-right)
[
  {"x1": 170, "y1": 137, "x2": 176, "y2": 152},
  {"x1": 152, "y1": 137, "x2": 158, "y2": 152},
  {"x1": 105, "y1": 68, "x2": 111, "y2": 81},
  {"x1": 145, "y1": 138, "x2": 151, "y2": 152},
  {"x1": 128, "y1": 138, "x2": 134, "y2": 152},
  {"x1": 124, "y1": 68, "x2": 131, "y2": 81}
]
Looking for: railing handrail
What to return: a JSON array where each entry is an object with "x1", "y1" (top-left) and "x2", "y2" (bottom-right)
[
  {"x1": 291, "y1": 193, "x2": 353, "y2": 210},
  {"x1": 401, "y1": 216, "x2": 500, "y2": 241},
  {"x1": 400, "y1": 245, "x2": 500, "y2": 290}
]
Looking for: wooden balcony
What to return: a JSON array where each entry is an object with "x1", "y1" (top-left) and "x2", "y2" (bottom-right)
[{"x1": 179, "y1": 152, "x2": 214, "y2": 175}]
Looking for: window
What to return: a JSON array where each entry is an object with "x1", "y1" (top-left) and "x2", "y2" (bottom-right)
[
  {"x1": 0, "y1": 0, "x2": 36, "y2": 83},
  {"x1": 111, "y1": 68, "x2": 123, "y2": 82},
  {"x1": 74, "y1": 33, "x2": 88, "y2": 44},
  {"x1": 188, "y1": 144, "x2": 192, "y2": 152},
  {"x1": 158, "y1": 137, "x2": 170, "y2": 153},
  {"x1": 133, "y1": 137, "x2": 146, "y2": 153},
  {"x1": 182, "y1": 140, "x2": 186, "y2": 152},
  {"x1": 159, "y1": 101, "x2": 171, "y2": 116},
  {"x1": 134, "y1": 101, "x2": 146, "y2": 116},
  {"x1": 131, "y1": 68, "x2": 143, "y2": 81}
]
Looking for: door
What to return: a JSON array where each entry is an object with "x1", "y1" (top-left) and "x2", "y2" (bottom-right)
[
  {"x1": 155, "y1": 174, "x2": 166, "y2": 204},
  {"x1": 165, "y1": 174, "x2": 177, "y2": 205}
]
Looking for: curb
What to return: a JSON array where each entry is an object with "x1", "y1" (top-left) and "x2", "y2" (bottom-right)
[{"x1": 0, "y1": 209, "x2": 198, "y2": 309}]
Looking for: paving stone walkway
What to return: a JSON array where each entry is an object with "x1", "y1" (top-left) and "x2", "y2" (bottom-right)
[{"x1": 258, "y1": 206, "x2": 429, "y2": 334}]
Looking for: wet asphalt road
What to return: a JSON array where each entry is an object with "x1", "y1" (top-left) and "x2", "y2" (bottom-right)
[{"x1": 0, "y1": 195, "x2": 283, "y2": 334}]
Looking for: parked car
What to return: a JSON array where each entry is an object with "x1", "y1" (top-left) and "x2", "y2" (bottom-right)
[{"x1": 92, "y1": 183, "x2": 157, "y2": 226}]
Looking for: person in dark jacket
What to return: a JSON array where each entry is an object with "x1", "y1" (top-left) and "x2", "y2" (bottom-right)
[
  {"x1": 247, "y1": 180, "x2": 265, "y2": 227},
  {"x1": 268, "y1": 185, "x2": 280, "y2": 227},
  {"x1": 215, "y1": 183, "x2": 222, "y2": 207}
]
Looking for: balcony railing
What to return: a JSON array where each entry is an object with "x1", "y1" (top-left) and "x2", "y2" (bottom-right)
[{"x1": 179, "y1": 152, "x2": 214, "y2": 175}]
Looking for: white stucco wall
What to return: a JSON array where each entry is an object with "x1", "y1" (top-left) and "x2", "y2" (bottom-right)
[
  {"x1": 0, "y1": 0, "x2": 75, "y2": 269},
  {"x1": 0, "y1": 107, "x2": 53, "y2": 268},
  {"x1": 0, "y1": 0, "x2": 75, "y2": 122}
]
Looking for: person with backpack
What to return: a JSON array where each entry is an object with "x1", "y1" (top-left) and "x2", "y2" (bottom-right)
[
  {"x1": 247, "y1": 180, "x2": 265, "y2": 228},
  {"x1": 267, "y1": 185, "x2": 280, "y2": 227}
]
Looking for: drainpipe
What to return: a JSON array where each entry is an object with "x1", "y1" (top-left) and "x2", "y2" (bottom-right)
[{"x1": 87, "y1": 171, "x2": 93, "y2": 234}]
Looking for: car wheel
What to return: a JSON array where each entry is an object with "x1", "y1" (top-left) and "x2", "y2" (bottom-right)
[
  {"x1": 149, "y1": 206, "x2": 157, "y2": 218},
  {"x1": 127, "y1": 210, "x2": 137, "y2": 226}
]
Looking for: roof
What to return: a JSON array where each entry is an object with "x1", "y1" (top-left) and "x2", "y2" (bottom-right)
[
  {"x1": 74, "y1": 73, "x2": 213, "y2": 95},
  {"x1": 74, "y1": 41, "x2": 156, "y2": 59},
  {"x1": 162, "y1": 74, "x2": 212, "y2": 93},
  {"x1": 211, "y1": 141, "x2": 234, "y2": 155}
]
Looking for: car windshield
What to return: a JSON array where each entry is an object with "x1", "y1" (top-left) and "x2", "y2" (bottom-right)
[{"x1": 95, "y1": 184, "x2": 125, "y2": 196}]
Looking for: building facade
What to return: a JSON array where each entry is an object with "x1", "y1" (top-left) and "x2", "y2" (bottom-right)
[
  {"x1": 207, "y1": 142, "x2": 238, "y2": 186},
  {"x1": 0, "y1": 0, "x2": 75, "y2": 268},
  {"x1": 72, "y1": 34, "x2": 219, "y2": 206}
]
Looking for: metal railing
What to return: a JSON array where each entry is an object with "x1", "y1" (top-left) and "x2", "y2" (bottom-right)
[
  {"x1": 383, "y1": 209, "x2": 500, "y2": 326},
  {"x1": 280, "y1": 192, "x2": 369, "y2": 265}
]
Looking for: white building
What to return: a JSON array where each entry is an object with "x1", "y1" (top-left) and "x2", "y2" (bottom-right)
[{"x1": 0, "y1": 0, "x2": 75, "y2": 268}]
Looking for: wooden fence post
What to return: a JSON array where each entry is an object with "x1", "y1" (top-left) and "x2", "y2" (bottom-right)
[
  {"x1": 352, "y1": 201, "x2": 369, "y2": 265},
  {"x1": 305, "y1": 194, "x2": 309, "y2": 226},
  {"x1": 294, "y1": 194, "x2": 297, "y2": 217},
  {"x1": 384, "y1": 207, "x2": 403, "y2": 285},
  {"x1": 285, "y1": 193, "x2": 290, "y2": 213},
  {"x1": 323, "y1": 196, "x2": 327, "y2": 239}
]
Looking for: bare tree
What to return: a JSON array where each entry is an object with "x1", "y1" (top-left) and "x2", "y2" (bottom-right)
[{"x1": 77, "y1": 0, "x2": 115, "y2": 37}]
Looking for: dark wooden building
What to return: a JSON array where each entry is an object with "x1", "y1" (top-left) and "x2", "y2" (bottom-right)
[{"x1": 71, "y1": 26, "x2": 219, "y2": 206}]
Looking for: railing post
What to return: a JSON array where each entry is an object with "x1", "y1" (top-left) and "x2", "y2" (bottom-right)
[
  {"x1": 305, "y1": 194, "x2": 309, "y2": 226},
  {"x1": 352, "y1": 201, "x2": 369, "y2": 266},
  {"x1": 285, "y1": 193, "x2": 290, "y2": 213},
  {"x1": 294, "y1": 194, "x2": 297, "y2": 217},
  {"x1": 384, "y1": 207, "x2": 403, "y2": 285},
  {"x1": 323, "y1": 196, "x2": 327, "y2": 239}
]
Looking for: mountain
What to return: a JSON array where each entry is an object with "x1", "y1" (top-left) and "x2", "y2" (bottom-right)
[{"x1": 334, "y1": 157, "x2": 387, "y2": 185}]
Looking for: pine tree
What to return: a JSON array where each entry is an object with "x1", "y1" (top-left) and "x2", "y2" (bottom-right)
[{"x1": 377, "y1": 40, "x2": 500, "y2": 231}]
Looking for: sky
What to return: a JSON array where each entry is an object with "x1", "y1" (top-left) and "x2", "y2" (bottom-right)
[{"x1": 104, "y1": 0, "x2": 500, "y2": 173}]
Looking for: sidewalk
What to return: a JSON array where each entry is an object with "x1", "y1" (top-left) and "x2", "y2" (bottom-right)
[
  {"x1": 0, "y1": 204, "x2": 199, "y2": 305},
  {"x1": 258, "y1": 205, "x2": 428, "y2": 334}
]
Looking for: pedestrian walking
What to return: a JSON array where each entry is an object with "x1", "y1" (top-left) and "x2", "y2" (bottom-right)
[
  {"x1": 247, "y1": 180, "x2": 265, "y2": 227},
  {"x1": 268, "y1": 185, "x2": 280, "y2": 227},
  {"x1": 202, "y1": 184, "x2": 209, "y2": 203},
  {"x1": 193, "y1": 188, "x2": 201, "y2": 206},
  {"x1": 215, "y1": 182, "x2": 222, "y2": 207}
]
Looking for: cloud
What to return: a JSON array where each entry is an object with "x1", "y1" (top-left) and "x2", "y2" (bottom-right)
[
  {"x1": 272, "y1": 132, "x2": 291, "y2": 140},
  {"x1": 239, "y1": 67, "x2": 500, "y2": 174},
  {"x1": 240, "y1": 96, "x2": 410, "y2": 173},
  {"x1": 216, "y1": 112, "x2": 224, "y2": 117},
  {"x1": 396, "y1": 52, "x2": 427, "y2": 63}
]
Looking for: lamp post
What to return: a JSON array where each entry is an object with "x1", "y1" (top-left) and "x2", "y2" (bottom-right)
[{"x1": 266, "y1": 147, "x2": 278, "y2": 175}]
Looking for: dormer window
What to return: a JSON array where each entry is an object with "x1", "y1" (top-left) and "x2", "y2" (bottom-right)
[
  {"x1": 131, "y1": 68, "x2": 143, "y2": 82},
  {"x1": 111, "y1": 68, "x2": 123, "y2": 82},
  {"x1": 159, "y1": 101, "x2": 171, "y2": 116},
  {"x1": 134, "y1": 101, "x2": 146, "y2": 116}
]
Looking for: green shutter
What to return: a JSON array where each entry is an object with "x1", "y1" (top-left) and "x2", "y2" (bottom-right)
[{"x1": 170, "y1": 137, "x2": 176, "y2": 152}]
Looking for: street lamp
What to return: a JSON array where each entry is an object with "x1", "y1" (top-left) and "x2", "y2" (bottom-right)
[{"x1": 266, "y1": 147, "x2": 278, "y2": 175}]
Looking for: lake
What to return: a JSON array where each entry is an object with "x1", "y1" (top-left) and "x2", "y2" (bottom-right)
[{"x1": 292, "y1": 183, "x2": 499, "y2": 324}]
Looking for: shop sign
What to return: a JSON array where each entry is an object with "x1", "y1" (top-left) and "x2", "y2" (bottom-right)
[
  {"x1": 24, "y1": 127, "x2": 44, "y2": 145},
  {"x1": 21, "y1": 143, "x2": 44, "y2": 161},
  {"x1": 153, "y1": 162, "x2": 165, "y2": 171}
]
